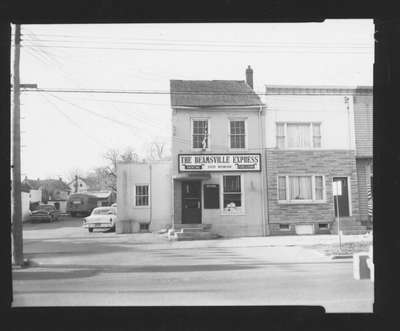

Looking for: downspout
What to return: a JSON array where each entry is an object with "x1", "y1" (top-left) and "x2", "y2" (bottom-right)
[
  {"x1": 171, "y1": 177, "x2": 175, "y2": 231},
  {"x1": 258, "y1": 104, "x2": 268, "y2": 236},
  {"x1": 149, "y1": 163, "x2": 152, "y2": 226}
]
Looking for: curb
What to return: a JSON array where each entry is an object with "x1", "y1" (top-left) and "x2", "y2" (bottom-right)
[
  {"x1": 331, "y1": 255, "x2": 353, "y2": 259},
  {"x1": 12, "y1": 258, "x2": 31, "y2": 269}
]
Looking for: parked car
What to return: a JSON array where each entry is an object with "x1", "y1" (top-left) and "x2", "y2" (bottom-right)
[
  {"x1": 82, "y1": 206, "x2": 117, "y2": 233},
  {"x1": 30, "y1": 204, "x2": 59, "y2": 223}
]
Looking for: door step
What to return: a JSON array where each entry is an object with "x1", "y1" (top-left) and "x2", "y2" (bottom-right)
[
  {"x1": 173, "y1": 224, "x2": 212, "y2": 231},
  {"x1": 168, "y1": 224, "x2": 219, "y2": 241}
]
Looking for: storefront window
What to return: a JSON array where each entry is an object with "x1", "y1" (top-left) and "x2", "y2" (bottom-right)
[{"x1": 223, "y1": 175, "x2": 242, "y2": 212}]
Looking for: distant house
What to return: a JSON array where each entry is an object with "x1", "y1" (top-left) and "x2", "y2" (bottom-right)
[
  {"x1": 40, "y1": 178, "x2": 71, "y2": 212},
  {"x1": 67, "y1": 176, "x2": 90, "y2": 193},
  {"x1": 23, "y1": 177, "x2": 71, "y2": 213},
  {"x1": 22, "y1": 177, "x2": 43, "y2": 211},
  {"x1": 20, "y1": 181, "x2": 31, "y2": 222}
]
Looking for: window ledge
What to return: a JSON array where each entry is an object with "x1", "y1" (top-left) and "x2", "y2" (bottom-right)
[
  {"x1": 133, "y1": 206, "x2": 151, "y2": 209},
  {"x1": 277, "y1": 200, "x2": 326, "y2": 205},
  {"x1": 221, "y1": 210, "x2": 245, "y2": 216}
]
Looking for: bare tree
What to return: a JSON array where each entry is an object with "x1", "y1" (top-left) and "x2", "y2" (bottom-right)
[
  {"x1": 93, "y1": 147, "x2": 142, "y2": 191},
  {"x1": 147, "y1": 140, "x2": 171, "y2": 161}
]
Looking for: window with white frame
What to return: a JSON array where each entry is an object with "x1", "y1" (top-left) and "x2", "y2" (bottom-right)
[
  {"x1": 192, "y1": 119, "x2": 209, "y2": 149},
  {"x1": 278, "y1": 175, "x2": 325, "y2": 202},
  {"x1": 222, "y1": 175, "x2": 243, "y2": 212},
  {"x1": 135, "y1": 185, "x2": 149, "y2": 207},
  {"x1": 276, "y1": 122, "x2": 321, "y2": 149},
  {"x1": 229, "y1": 120, "x2": 246, "y2": 149}
]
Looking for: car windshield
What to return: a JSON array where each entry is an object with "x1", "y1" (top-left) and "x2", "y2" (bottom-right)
[
  {"x1": 92, "y1": 208, "x2": 115, "y2": 215},
  {"x1": 38, "y1": 205, "x2": 53, "y2": 211}
]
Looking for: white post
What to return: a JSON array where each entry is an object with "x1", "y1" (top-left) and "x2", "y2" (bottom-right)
[
  {"x1": 333, "y1": 181, "x2": 342, "y2": 251},
  {"x1": 335, "y1": 194, "x2": 342, "y2": 250}
]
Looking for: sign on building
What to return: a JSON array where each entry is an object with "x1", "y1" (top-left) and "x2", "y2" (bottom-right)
[
  {"x1": 333, "y1": 181, "x2": 342, "y2": 196},
  {"x1": 178, "y1": 153, "x2": 261, "y2": 172}
]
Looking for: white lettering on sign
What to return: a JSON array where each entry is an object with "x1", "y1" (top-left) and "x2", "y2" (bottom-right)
[
  {"x1": 178, "y1": 154, "x2": 261, "y2": 172},
  {"x1": 333, "y1": 181, "x2": 342, "y2": 196}
]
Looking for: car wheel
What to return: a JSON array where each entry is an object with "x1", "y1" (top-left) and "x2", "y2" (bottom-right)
[{"x1": 88, "y1": 228, "x2": 93, "y2": 233}]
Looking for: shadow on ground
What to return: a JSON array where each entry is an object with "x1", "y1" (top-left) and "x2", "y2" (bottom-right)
[{"x1": 13, "y1": 263, "x2": 259, "y2": 280}]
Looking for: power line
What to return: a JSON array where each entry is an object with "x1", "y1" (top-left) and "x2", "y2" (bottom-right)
[
  {"x1": 19, "y1": 44, "x2": 372, "y2": 54},
  {"x1": 37, "y1": 91, "x2": 109, "y2": 148},
  {"x1": 44, "y1": 91, "x2": 167, "y2": 134},
  {"x1": 20, "y1": 37, "x2": 372, "y2": 50},
  {"x1": 20, "y1": 32, "x2": 372, "y2": 47},
  {"x1": 21, "y1": 87, "x2": 369, "y2": 96}
]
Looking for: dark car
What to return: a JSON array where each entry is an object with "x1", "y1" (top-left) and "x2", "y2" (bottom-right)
[{"x1": 30, "y1": 204, "x2": 59, "y2": 223}]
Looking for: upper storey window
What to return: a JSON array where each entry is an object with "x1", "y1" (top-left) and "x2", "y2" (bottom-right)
[
  {"x1": 192, "y1": 119, "x2": 209, "y2": 149},
  {"x1": 276, "y1": 122, "x2": 321, "y2": 149},
  {"x1": 230, "y1": 120, "x2": 246, "y2": 149}
]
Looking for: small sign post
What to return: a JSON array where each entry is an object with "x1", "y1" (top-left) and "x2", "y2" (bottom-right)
[{"x1": 333, "y1": 181, "x2": 342, "y2": 251}]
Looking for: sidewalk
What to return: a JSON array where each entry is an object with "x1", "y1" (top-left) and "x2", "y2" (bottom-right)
[{"x1": 156, "y1": 232, "x2": 373, "y2": 249}]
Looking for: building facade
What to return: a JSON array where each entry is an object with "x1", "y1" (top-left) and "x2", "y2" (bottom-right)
[
  {"x1": 67, "y1": 176, "x2": 89, "y2": 193},
  {"x1": 170, "y1": 69, "x2": 267, "y2": 237},
  {"x1": 115, "y1": 68, "x2": 372, "y2": 237},
  {"x1": 264, "y1": 86, "x2": 362, "y2": 235},
  {"x1": 116, "y1": 161, "x2": 172, "y2": 233},
  {"x1": 353, "y1": 87, "x2": 373, "y2": 226}
]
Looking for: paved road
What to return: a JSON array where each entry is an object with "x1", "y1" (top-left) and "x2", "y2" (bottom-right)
[{"x1": 13, "y1": 216, "x2": 373, "y2": 312}]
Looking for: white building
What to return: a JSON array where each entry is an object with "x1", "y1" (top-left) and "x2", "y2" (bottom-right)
[{"x1": 116, "y1": 161, "x2": 172, "y2": 233}]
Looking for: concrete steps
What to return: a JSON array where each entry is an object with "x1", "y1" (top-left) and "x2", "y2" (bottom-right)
[
  {"x1": 173, "y1": 224, "x2": 212, "y2": 231},
  {"x1": 168, "y1": 224, "x2": 219, "y2": 241}
]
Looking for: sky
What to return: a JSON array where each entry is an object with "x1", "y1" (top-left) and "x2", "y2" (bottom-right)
[{"x1": 11, "y1": 20, "x2": 374, "y2": 181}]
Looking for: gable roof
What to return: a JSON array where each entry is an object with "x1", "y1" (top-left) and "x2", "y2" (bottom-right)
[
  {"x1": 66, "y1": 176, "x2": 87, "y2": 186},
  {"x1": 87, "y1": 191, "x2": 112, "y2": 199},
  {"x1": 23, "y1": 179, "x2": 41, "y2": 190},
  {"x1": 170, "y1": 80, "x2": 263, "y2": 107},
  {"x1": 39, "y1": 179, "x2": 71, "y2": 192}
]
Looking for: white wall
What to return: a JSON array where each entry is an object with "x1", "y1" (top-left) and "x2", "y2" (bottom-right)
[
  {"x1": 21, "y1": 192, "x2": 30, "y2": 222},
  {"x1": 117, "y1": 161, "x2": 172, "y2": 232},
  {"x1": 68, "y1": 178, "x2": 89, "y2": 193},
  {"x1": 172, "y1": 108, "x2": 265, "y2": 171},
  {"x1": 29, "y1": 188, "x2": 42, "y2": 204},
  {"x1": 265, "y1": 94, "x2": 356, "y2": 150}
]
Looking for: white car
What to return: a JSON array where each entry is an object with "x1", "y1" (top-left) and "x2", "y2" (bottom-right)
[{"x1": 83, "y1": 207, "x2": 117, "y2": 233}]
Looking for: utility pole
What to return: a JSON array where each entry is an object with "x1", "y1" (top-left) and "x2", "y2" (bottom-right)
[{"x1": 12, "y1": 24, "x2": 23, "y2": 266}]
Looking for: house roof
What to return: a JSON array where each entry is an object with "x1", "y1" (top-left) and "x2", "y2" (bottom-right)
[
  {"x1": 21, "y1": 182, "x2": 31, "y2": 193},
  {"x1": 23, "y1": 179, "x2": 41, "y2": 190},
  {"x1": 170, "y1": 80, "x2": 263, "y2": 107},
  {"x1": 265, "y1": 85, "x2": 373, "y2": 95},
  {"x1": 39, "y1": 179, "x2": 71, "y2": 192},
  {"x1": 66, "y1": 176, "x2": 87, "y2": 186},
  {"x1": 86, "y1": 191, "x2": 112, "y2": 199}
]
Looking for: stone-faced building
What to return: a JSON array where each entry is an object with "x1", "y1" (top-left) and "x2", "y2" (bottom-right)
[
  {"x1": 264, "y1": 85, "x2": 367, "y2": 235},
  {"x1": 353, "y1": 86, "x2": 373, "y2": 226},
  {"x1": 170, "y1": 67, "x2": 267, "y2": 237}
]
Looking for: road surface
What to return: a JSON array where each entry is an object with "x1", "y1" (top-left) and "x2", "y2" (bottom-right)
[{"x1": 12, "y1": 216, "x2": 373, "y2": 312}]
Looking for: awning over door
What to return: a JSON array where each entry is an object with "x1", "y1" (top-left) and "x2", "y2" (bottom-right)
[{"x1": 173, "y1": 173, "x2": 211, "y2": 181}]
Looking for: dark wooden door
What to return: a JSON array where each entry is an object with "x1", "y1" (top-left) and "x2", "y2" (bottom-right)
[
  {"x1": 333, "y1": 177, "x2": 350, "y2": 217},
  {"x1": 182, "y1": 181, "x2": 201, "y2": 224}
]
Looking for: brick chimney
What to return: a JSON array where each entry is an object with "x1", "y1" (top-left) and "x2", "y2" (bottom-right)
[{"x1": 246, "y1": 65, "x2": 253, "y2": 89}]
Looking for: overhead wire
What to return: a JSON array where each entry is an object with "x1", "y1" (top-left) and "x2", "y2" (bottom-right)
[
  {"x1": 37, "y1": 90, "x2": 110, "y2": 148},
  {"x1": 44, "y1": 91, "x2": 168, "y2": 134}
]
